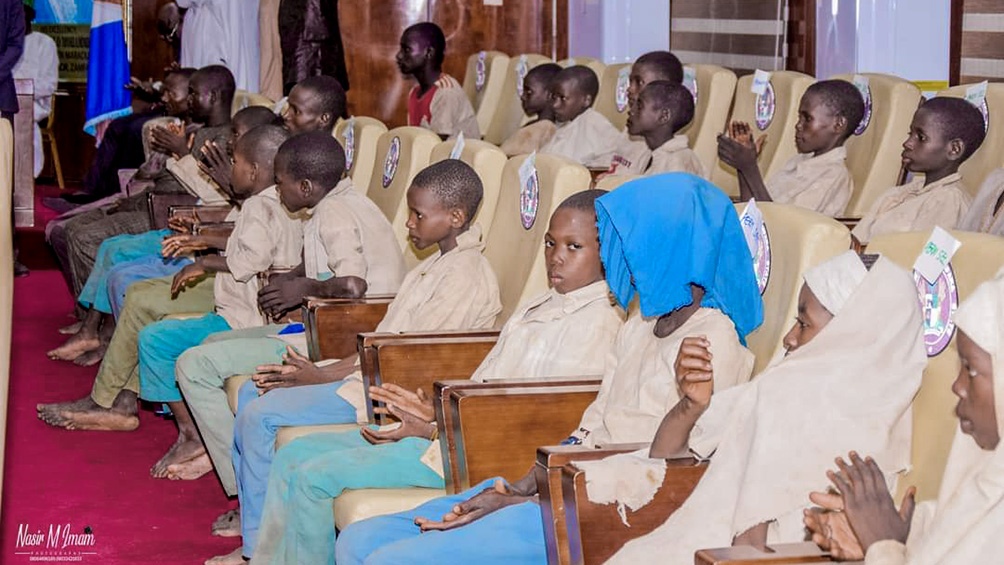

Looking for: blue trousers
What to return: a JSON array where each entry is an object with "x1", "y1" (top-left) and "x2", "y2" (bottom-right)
[
  {"x1": 234, "y1": 377, "x2": 357, "y2": 557},
  {"x1": 106, "y1": 256, "x2": 191, "y2": 318},
  {"x1": 76, "y1": 229, "x2": 176, "y2": 313},
  {"x1": 335, "y1": 478, "x2": 548, "y2": 565},
  {"x1": 253, "y1": 430, "x2": 444, "y2": 564},
  {"x1": 137, "y1": 313, "x2": 233, "y2": 402}
]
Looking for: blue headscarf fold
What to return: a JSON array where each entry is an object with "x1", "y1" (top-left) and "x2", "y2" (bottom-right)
[{"x1": 595, "y1": 173, "x2": 764, "y2": 343}]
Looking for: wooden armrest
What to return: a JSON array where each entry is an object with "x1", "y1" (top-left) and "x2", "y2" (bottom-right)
[
  {"x1": 302, "y1": 296, "x2": 394, "y2": 361},
  {"x1": 148, "y1": 192, "x2": 199, "y2": 230},
  {"x1": 433, "y1": 378, "x2": 604, "y2": 495},
  {"x1": 357, "y1": 331, "x2": 500, "y2": 424},
  {"x1": 168, "y1": 204, "x2": 233, "y2": 226},
  {"x1": 564, "y1": 456, "x2": 708, "y2": 565},
  {"x1": 193, "y1": 221, "x2": 234, "y2": 239},
  {"x1": 835, "y1": 217, "x2": 860, "y2": 232},
  {"x1": 449, "y1": 383, "x2": 600, "y2": 493},
  {"x1": 694, "y1": 542, "x2": 834, "y2": 565}
]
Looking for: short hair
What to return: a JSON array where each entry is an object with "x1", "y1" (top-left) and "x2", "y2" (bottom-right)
[
  {"x1": 295, "y1": 75, "x2": 348, "y2": 120},
  {"x1": 192, "y1": 65, "x2": 236, "y2": 110},
  {"x1": 918, "y1": 97, "x2": 987, "y2": 161},
  {"x1": 635, "y1": 51, "x2": 685, "y2": 84},
  {"x1": 804, "y1": 80, "x2": 866, "y2": 140},
  {"x1": 164, "y1": 67, "x2": 196, "y2": 83},
  {"x1": 525, "y1": 63, "x2": 562, "y2": 89},
  {"x1": 404, "y1": 22, "x2": 446, "y2": 67},
  {"x1": 275, "y1": 131, "x2": 346, "y2": 189},
  {"x1": 558, "y1": 189, "x2": 607, "y2": 215},
  {"x1": 233, "y1": 106, "x2": 282, "y2": 131},
  {"x1": 642, "y1": 80, "x2": 695, "y2": 132},
  {"x1": 555, "y1": 65, "x2": 600, "y2": 99},
  {"x1": 234, "y1": 125, "x2": 291, "y2": 176},
  {"x1": 411, "y1": 160, "x2": 484, "y2": 221}
]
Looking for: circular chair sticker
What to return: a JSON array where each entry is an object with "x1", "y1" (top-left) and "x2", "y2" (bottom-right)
[
  {"x1": 476, "y1": 51, "x2": 487, "y2": 92},
  {"x1": 615, "y1": 67, "x2": 630, "y2": 113},
  {"x1": 854, "y1": 82, "x2": 872, "y2": 135},
  {"x1": 516, "y1": 56, "x2": 528, "y2": 96},
  {"x1": 755, "y1": 81, "x2": 776, "y2": 131},
  {"x1": 382, "y1": 136, "x2": 401, "y2": 188},
  {"x1": 683, "y1": 69, "x2": 698, "y2": 107},
  {"x1": 343, "y1": 121, "x2": 356, "y2": 172},
  {"x1": 913, "y1": 263, "x2": 959, "y2": 357},
  {"x1": 520, "y1": 170, "x2": 540, "y2": 230},
  {"x1": 753, "y1": 223, "x2": 771, "y2": 295}
]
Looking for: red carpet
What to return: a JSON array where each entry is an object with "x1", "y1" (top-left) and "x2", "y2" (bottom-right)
[{"x1": 0, "y1": 271, "x2": 237, "y2": 564}]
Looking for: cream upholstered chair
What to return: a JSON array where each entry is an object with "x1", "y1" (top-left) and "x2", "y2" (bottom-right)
[
  {"x1": 429, "y1": 138, "x2": 507, "y2": 240},
  {"x1": 832, "y1": 74, "x2": 922, "y2": 216},
  {"x1": 462, "y1": 50, "x2": 509, "y2": 111},
  {"x1": 679, "y1": 65, "x2": 738, "y2": 174},
  {"x1": 737, "y1": 202, "x2": 850, "y2": 374},
  {"x1": 333, "y1": 116, "x2": 388, "y2": 193},
  {"x1": 325, "y1": 153, "x2": 592, "y2": 528},
  {"x1": 231, "y1": 89, "x2": 275, "y2": 115},
  {"x1": 364, "y1": 126, "x2": 440, "y2": 257},
  {"x1": 711, "y1": 71, "x2": 814, "y2": 197},
  {"x1": 594, "y1": 173, "x2": 640, "y2": 191},
  {"x1": 0, "y1": 120, "x2": 12, "y2": 506},
  {"x1": 937, "y1": 82, "x2": 1004, "y2": 197},
  {"x1": 483, "y1": 53, "x2": 553, "y2": 145},
  {"x1": 401, "y1": 138, "x2": 508, "y2": 268},
  {"x1": 867, "y1": 230, "x2": 1004, "y2": 502},
  {"x1": 592, "y1": 63, "x2": 632, "y2": 132}
]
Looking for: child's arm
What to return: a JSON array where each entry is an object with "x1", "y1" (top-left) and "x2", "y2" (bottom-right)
[
  {"x1": 170, "y1": 255, "x2": 229, "y2": 297},
  {"x1": 253, "y1": 347, "x2": 360, "y2": 390},
  {"x1": 718, "y1": 122, "x2": 772, "y2": 202},
  {"x1": 648, "y1": 336, "x2": 714, "y2": 458},
  {"x1": 161, "y1": 233, "x2": 229, "y2": 257},
  {"x1": 257, "y1": 274, "x2": 367, "y2": 320}
]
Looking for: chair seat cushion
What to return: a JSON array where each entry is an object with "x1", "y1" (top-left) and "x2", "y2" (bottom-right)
[
  {"x1": 275, "y1": 423, "x2": 360, "y2": 449},
  {"x1": 334, "y1": 487, "x2": 447, "y2": 530}
]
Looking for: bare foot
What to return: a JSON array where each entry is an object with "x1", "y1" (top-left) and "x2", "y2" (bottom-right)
[
  {"x1": 58, "y1": 320, "x2": 83, "y2": 335},
  {"x1": 46, "y1": 333, "x2": 102, "y2": 361},
  {"x1": 38, "y1": 393, "x2": 139, "y2": 431},
  {"x1": 151, "y1": 437, "x2": 207, "y2": 478},
  {"x1": 72, "y1": 343, "x2": 107, "y2": 367},
  {"x1": 205, "y1": 547, "x2": 246, "y2": 564},
  {"x1": 211, "y1": 508, "x2": 241, "y2": 537},
  {"x1": 166, "y1": 452, "x2": 213, "y2": 481}
]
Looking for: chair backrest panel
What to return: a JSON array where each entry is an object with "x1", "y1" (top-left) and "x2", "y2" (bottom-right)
[
  {"x1": 483, "y1": 54, "x2": 553, "y2": 146},
  {"x1": 592, "y1": 63, "x2": 633, "y2": 133},
  {"x1": 679, "y1": 65, "x2": 738, "y2": 175},
  {"x1": 937, "y1": 83, "x2": 1004, "y2": 197},
  {"x1": 334, "y1": 116, "x2": 388, "y2": 193}
]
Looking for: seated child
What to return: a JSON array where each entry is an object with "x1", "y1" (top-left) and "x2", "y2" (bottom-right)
[
  {"x1": 718, "y1": 79, "x2": 864, "y2": 217},
  {"x1": 539, "y1": 65, "x2": 622, "y2": 169},
  {"x1": 612, "y1": 50, "x2": 687, "y2": 164},
  {"x1": 804, "y1": 268, "x2": 1004, "y2": 564},
  {"x1": 960, "y1": 168, "x2": 1004, "y2": 236},
  {"x1": 184, "y1": 158, "x2": 501, "y2": 564},
  {"x1": 250, "y1": 189, "x2": 625, "y2": 565},
  {"x1": 280, "y1": 75, "x2": 345, "y2": 134},
  {"x1": 500, "y1": 63, "x2": 562, "y2": 156},
  {"x1": 135, "y1": 125, "x2": 303, "y2": 480},
  {"x1": 397, "y1": 22, "x2": 479, "y2": 140},
  {"x1": 334, "y1": 173, "x2": 763, "y2": 565},
  {"x1": 853, "y1": 97, "x2": 985, "y2": 245},
  {"x1": 605, "y1": 251, "x2": 926, "y2": 563},
  {"x1": 609, "y1": 80, "x2": 706, "y2": 178},
  {"x1": 45, "y1": 105, "x2": 280, "y2": 367}
]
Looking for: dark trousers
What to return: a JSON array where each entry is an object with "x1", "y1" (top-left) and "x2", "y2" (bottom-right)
[{"x1": 81, "y1": 109, "x2": 163, "y2": 198}]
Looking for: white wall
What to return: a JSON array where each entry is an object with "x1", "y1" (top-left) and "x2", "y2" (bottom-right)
[{"x1": 568, "y1": 0, "x2": 671, "y2": 63}]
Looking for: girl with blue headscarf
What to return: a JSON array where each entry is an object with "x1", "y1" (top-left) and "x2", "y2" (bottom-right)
[{"x1": 333, "y1": 173, "x2": 764, "y2": 565}]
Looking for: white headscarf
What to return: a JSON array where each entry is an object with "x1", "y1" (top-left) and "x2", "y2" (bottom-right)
[
  {"x1": 802, "y1": 250, "x2": 868, "y2": 316},
  {"x1": 904, "y1": 269, "x2": 1004, "y2": 564},
  {"x1": 607, "y1": 254, "x2": 927, "y2": 564}
]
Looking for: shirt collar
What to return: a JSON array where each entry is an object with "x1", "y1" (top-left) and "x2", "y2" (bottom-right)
[{"x1": 654, "y1": 134, "x2": 690, "y2": 155}]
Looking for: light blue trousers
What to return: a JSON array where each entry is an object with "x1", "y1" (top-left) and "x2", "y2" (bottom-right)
[
  {"x1": 76, "y1": 229, "x2": 177, "y2": 313},
  {"x1": 253, "y1": 430, "x2": 444, "y2": 564},
  {"x1": 107, "y1": 256, "x2": 191, "y2": 318},
  {"x1": 335, "y1": 477, "x2": 547, "y2": 565},
  {"x1": 234, "y1": 376, "x2": 357, "y2": 557},
  {"x1": 137, "y1": 313, "x2": 233, "y2": 402}
]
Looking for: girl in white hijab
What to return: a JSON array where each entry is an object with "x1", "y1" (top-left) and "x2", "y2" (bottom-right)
[
  {"x1": 806, "y1": 268, "x2": 1004, "y2": 564},
  {"x1": 603, "y1": 251, "x2": 927, "y2": 564}
]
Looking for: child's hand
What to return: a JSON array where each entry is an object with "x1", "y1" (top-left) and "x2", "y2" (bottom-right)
[
  {"x1": 368, "y1": 384, "x2": 435, "y2": 422},
  {"x1": 252, "y1": 347, "x2": 325, "y2": 392},
  {"x1": 161, "y1": 234, "x2": 209, "y2": 258},
  {"x1": 717, "y1": 133, "x2": 759, "y2": 172},
  {"x1": 803, "y1": 506, "x2": 864, "y2": 560},
  {"x1": 359, "y1": 403, "x2": 436, "y2": 445},
  {"x1": 171, "y1": 262, "x2": 208, "y2": 297},
  {"x1": 198, "y1": 140, "x2": 233, "y2": 194},
  {"x1": 257, "y1": 278, "x2": 313, "y2": 320},
  {"x1": 675, "y1": 336, "x2": 714, "y2": 410},
  {"x1": 414, "y1": 479, "x2": 531, "y2": 532},
  {"x1": 167, "y1": 213, "x2": 197, "y2": 234}
]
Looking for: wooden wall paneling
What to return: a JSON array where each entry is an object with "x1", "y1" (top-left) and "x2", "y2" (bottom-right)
[
  {"x1": 957, "y1": 0, "x2": 1004, "y2": 84},
  {"x1": 131, "y1": 0, "x2": 177, "y2": 82},
  {"x1": 785, "y1": 0, "x2": 815, "y2": 76}
]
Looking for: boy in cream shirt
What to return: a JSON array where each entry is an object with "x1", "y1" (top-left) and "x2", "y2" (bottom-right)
[
  {"x1": 853, "y1": 97, "x2": 984, "y2": 245},
  {"x1": 540, "y1": 65, "x2": 622, "y2": 169},
  {"x1": 718, "y1": 79, "x2": 863, "y2": 217},
  {"x1": 608, "y1": 81, "x2": 707, "y2": 178},
  {"x1": 499, "y1": 63, "x2": 562, "y2": 156},
  {"x1": 249, "y1": 189, "x2": 624, "y2": 565},
  {"x1": 196, "y1": 158, "x2": 502, "y2": 564}
]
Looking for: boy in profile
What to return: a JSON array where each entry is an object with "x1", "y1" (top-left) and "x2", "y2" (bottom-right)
[
  {"x1": 500, "y1": 63, "x2": 561, "y2": 156},
  {"x1": 397, "y1": 22, "x2": 479, "y2": 140},
  {"x1": 540, "y1": 65, "x2": 622, "y2": 169},
  {"x1": 853, "y1": 97, "x2": 985, "y2": 245},
  {"x1": 718, "y1": 79, "x2": 864, "y2": 217}
]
